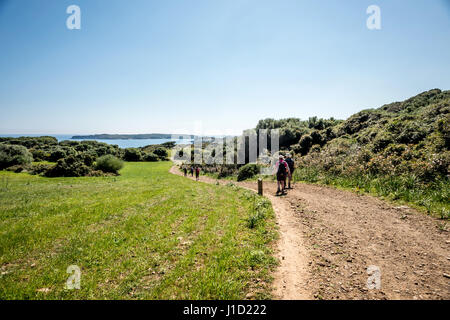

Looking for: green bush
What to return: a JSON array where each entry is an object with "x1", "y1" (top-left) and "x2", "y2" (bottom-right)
[
  {"x1": 143, "y1": 152, "x2": 159, "y2": 162},
  {"x1": 0, "y1": 144, "x2": 33, "y2": 169},
  {"x1": 237, "y1": 163, "x2": 261, "y2": 181},
  {"x1": 79, "y1": 152, "x2": 96, "y2": 166},
  {"x1": 298, "y1": 134, "x2": 313, "y2": 155},
  {"x1": 30, "y1": 148, "x2": 46, "y2": 161},
  {"x1": 372, "y1": 133, "x2": 393, "y2": 153},
  {"x1": 49, "y1": 148, "x2": 67, "y2": 162},
  {"x1": 123, "y1": 148, "x2": 142, "y2": 161},
  {"x1": 153, "y1": 147, "x2": 168, "y2": 159},
  {"x1": 95, "y1": 155, "x2": 124, "y2": 173},
  {"x1": 31, "y1": 163, "x2": 55, "y2": 175},
  {"x1": 45, "y1": 155, "x2": 91, "y2": 177}
]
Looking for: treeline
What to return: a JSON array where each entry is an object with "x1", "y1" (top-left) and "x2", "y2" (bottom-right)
[{"x1": 0, "y1": 137, "x2": 172, "y2": 177}]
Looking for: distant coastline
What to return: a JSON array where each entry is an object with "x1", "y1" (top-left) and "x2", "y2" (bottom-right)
[{"x1": 71, "y1": 134, "x2": 196, "y2": 140}]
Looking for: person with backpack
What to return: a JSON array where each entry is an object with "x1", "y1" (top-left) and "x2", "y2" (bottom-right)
[
  {"x1": 285, "y1": 153, "x2": 295, "y2": 189},
  {"x1": 195, "y1": 166, "x2": 200, "y2": 181},
  {"x1": 274, "y1": 155, "x2": 290, "y2": 195}
]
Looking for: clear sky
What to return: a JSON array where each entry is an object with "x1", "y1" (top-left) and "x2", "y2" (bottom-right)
[{"x1": 1, "y1": 0, "x2": 449, "y2": 135}]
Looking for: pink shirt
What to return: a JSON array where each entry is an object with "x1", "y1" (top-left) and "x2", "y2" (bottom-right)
[{"x1": 274, "y1": 160, "x2": 290, "y2": 174}]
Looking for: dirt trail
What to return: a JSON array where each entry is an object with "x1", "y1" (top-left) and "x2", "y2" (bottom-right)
[{"x1": 170, "y1": 166, "x2": 449, "y2": 300}]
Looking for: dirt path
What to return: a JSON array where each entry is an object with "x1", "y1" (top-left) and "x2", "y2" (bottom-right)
[{"x1": 170, "y1": 166, "x2": 450, "y2": 300}]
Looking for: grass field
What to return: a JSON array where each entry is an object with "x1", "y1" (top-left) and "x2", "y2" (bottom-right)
[{"x1": 0, "y1": 162, "x2": 277, "y2": 300}]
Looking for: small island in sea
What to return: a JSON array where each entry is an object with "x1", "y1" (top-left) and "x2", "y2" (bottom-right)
[{"x1": 72, "y1": 133, "x2": 196, "y2": 140}]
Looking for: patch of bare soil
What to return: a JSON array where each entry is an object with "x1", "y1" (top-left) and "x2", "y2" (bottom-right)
[{"x1": 170, "y1": 166, "x2": 450, "y2": 300}]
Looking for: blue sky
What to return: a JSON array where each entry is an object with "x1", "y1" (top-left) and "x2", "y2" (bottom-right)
[{"x1": 0, "y1": 0, "x2": 449, "y2": 135}]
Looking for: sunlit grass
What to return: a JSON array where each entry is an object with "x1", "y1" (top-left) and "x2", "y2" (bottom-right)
[{"x1": 0, "y1": 162, "x2": 277, "y2": 299}]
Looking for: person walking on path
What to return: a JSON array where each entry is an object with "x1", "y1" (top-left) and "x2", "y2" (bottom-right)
[
  {"x1": 195, "y1": 166, "x2": 200, "y2": 181},
  {"x1": 190, "y1": 166, "x2": 194, "y2": 177},
  {"x1": 274, "y1": 155, "x2": 290, "y2": 195},
  {"x1": 285, "y1": 153, "x2": 295, "y2": 189},
  {"x1": 183, "y1": 166, "x2": 187, "y2": 176}
]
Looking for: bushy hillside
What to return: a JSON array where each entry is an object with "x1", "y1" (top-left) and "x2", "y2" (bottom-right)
[
  {"x1": 297, "y1": 89, "x2": 449, "y2": 176},
  {"x1": 281, "y1": 89, "x2": 449, "y2": 217}
]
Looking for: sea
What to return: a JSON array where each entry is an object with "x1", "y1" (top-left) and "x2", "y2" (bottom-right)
[{"x1": 0, "y1": 134, "x2": 193, "y2": 149}]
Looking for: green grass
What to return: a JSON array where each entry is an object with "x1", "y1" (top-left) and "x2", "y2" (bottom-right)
[{"x1": 0, "y1": 162, "x2": 277, "y2": 300}]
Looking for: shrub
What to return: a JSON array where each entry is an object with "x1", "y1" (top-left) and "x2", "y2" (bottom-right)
[
  {"x1": 49, "y1": 148, "x2": 67, "y2": 162},
  {"x1": 95, "y1": 155, "x2": 124, "y2": 174},
  {"x1": 31, "y1": 163, "x2": 55, "y2": 175},
  {"x1": 45, "y1": 155, "x2": 91, "y2": 177},
  {"x1": 298, "y1": 134, "x2": 313, "y2": 155},
  {"x1": 310, "y1": 130, "x2": 324, "y2": 146},
  {"x1": 372, "y1": 133, "x2": 393, "y2": 153},
  {"x1": 0, "y1": 144, "x2": 33, "y2": 169},
  {"x1": 143, "y1": 152, "x2": 159, "y2": 162},
  {"x1": 153, "y1": 147, "x2": 168, "y2": 159},
  {"x1": 237, "y1": 163, "x2": 261, "y2": 181},
  {"x1": 396, "y1": 122, "x2": 426, "y2": 144},
  {"x1": 80, "y1": 152, "x2": 96, "y2": 166},
  {"x1": 123, "y1": 148, "x2": 142, "y2": 161},
  {"x1": 30, "y1": 148, "x2": 47, "y2": 161}
]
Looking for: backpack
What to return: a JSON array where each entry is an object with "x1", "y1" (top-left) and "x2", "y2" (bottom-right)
[
  {"x1": 285, "y1": 158, "x2": 294, "y2": 171},
  {"x1": 277, "y1": 160, "x2": 287, "y2": 175}
]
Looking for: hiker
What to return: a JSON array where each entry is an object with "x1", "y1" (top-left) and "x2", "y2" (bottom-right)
[
  {"x1": 190, "y1": 166, "x2": 194, "y2": 177},
  {"x1": 195, "y1": 166, "x2": 200, "y2": 181},
  {"x1": 183, "y1": 166, "x2": 187, "y2": 176},
  {"x1": 274, "y1": 155, "x2": 290, "y2": 195},
  {"x1": 285, "y1": 153, "x2": 295, "y2": 189}
]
